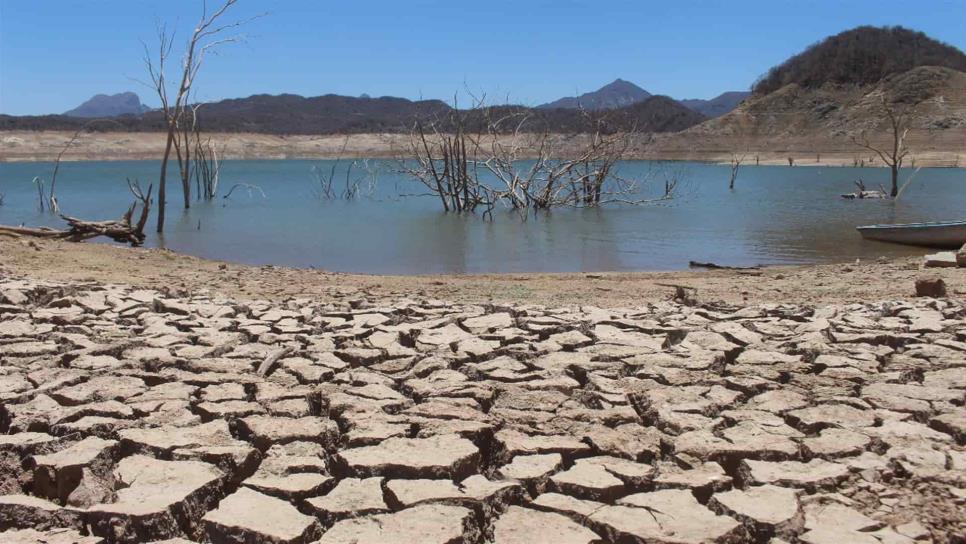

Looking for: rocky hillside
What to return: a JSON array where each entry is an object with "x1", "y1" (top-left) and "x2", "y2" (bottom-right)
[
  {"x1": 650, "y1": 27, "x2": 966, "y2": 160},
  {"x1": 687, "y1": 66, "x2": 966, "y2": 139}
]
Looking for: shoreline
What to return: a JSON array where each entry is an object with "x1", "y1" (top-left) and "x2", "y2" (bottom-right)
[
  {"x1": 1, "y1": 236, "x2": 962, "y2": 307},
  {"x1": 2, "y1": 130, "x2": 964, "y2": 167}
]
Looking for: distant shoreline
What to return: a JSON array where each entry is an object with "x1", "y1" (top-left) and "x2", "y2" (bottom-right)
[{"x1": 2, "y1": 130, "x2": 964, "y2": 168}]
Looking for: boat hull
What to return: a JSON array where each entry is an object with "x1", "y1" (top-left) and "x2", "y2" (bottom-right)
[{"x1": 857, "y1": 221, "x2": 966, "y2": 249}]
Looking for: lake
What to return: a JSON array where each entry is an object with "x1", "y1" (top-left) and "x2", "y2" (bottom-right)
[{"x1": 1, "y1": 159, "x2": 962, "y2": 274}]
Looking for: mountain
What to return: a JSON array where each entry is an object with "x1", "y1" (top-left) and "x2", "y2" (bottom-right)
[
  {"x1": 538, "y1": 79, "x2": 652, "y2": 110},
  {"x1": 2, "y1": 92, "x2": 705, "y2": 135},
  {"x1": 64, "y1": 92, "x2": 150, "y2": 118},
  {"x1": 752, "y1": 26, "x2": 966, "y2": 95},
  {"x1": 679, "y1": 91, "x2": 750, "y2": 118}
]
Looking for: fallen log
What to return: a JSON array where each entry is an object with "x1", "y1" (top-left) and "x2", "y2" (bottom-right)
[
  {"x1": 0, "y1": 180, "x2": 153, "y2": 247},
  {"x1": 688, "y1": 261, "x2": 760, "y2": 270}
]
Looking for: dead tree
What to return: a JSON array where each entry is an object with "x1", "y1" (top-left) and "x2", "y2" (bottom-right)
[
  {"x1": 192, "y1": 123, "x2": 223, "y2": 200},
  {"x1": 728, "y1": 153, "x2": 745, "y2": 190},
  {"x1": 852, "y1": 100, "x2": 912, "y2": 198},
  {"x1": 142, "y1": 0, "x2": 259, "y2": 232},
  {"x1": 402, "y1": 98, "x2": 672, "y2": 218},
  {"x1": 0, "y1": 180, "x2": 153, "y2": 246},
  {"x1": 403, "y1": 106, "x2": 490, "y2": 214}
]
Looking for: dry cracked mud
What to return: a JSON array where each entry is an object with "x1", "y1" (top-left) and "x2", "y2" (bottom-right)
[{"x1": 0, "y1": 274, "x2": 963, "y2": 543}]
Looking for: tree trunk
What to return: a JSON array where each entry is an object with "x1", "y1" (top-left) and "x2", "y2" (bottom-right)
[
  {"x1": 890, "y1": 165, "x2": 899, "y2": 197},
  {"x1": 157, "y1": 129, "x2": 176, "y2": 233}
]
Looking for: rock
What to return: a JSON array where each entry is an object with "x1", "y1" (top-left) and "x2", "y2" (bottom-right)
[
  {"x1": 0, "y1": 494, "x2": 84, "y2": 531},
  {"x1": 384, "y1": 479, "x2": 464, "y2": 508},
  {"x1": 86, "y1": 455, "x2": 223, "y2": 543},
  {"x1": 787, "y1": 404, "x2": 875, "y2": 432},
  {"x1": 0, "y1": 528, "x2": 104, "y2": 543},
  {"x1": 494, "y1": 430, "x2": 591, "y2": 462},
  {"x1": 335, "y1": 435, "x2": 479, "y2": 479},
  {"x1": 708, "y1": 485, "x2": 803, "y2": 538},
  {"x1": 958, "y1": 243, "x2": 966, "y2": 267},
  {"x1": 923, "y1": 252, "x2": 957, "y2": 268},
  {"x1": 242, "y1": 472, "x2": 332, "y2": 501},
  {"x1": 235, "y1": 416, "x2": 340, "y2": 451},
  {"x1": 801, "y1": 428, "x2": 871, "y2": 459},
  {"x1": 462, "y1": 312, "x2": 513, "y2": 333},
  {"x1": 652, "y1": 462, "x2": 733, "y2": 495},
  {"x1": 591, "y1": 489, "x2": 742, "y2": 544},
  {"x1": 304, "y1": 477, "x2": 388, "y2": 525},
  {"x1": 739, "y1": 459, "x2": 849, "y2": 490},
  {"x1": 30, "y1": 436, "x2": 117, "y2": 504},
  {"x1": 549, "y1": 456, "x2": 653, "y2": 501},
  {"x1": 203, "y1": 487, "x2": 320, "y2": 543},
  {"x1": 914, "y1": 276, "x2": 947, "y2": 298},
  {"x1": 496, "y1": 453, "x2": 563, "y2": 492},
  {"x1": 492, "y1": 506, "x2": 602, "y2": 544},
  {"x1": 66, "y1": 468, "x2": 116, "y2": 508},
  {"x1": 531, "y1": 492, "x2": 606, "y2": 519},
  {"x1": 316, "y1": 504, "x2": 479, "y2": 544}
]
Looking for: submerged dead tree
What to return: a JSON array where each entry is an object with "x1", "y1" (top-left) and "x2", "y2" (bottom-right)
[
  {"x1": 852, "y1": 99, "x2": 913, "y2": 198},
  {"x1": 192, "y1": 123, "x2": 224, "y2": 201},
  {"x1": 728, "y1": 153, "x2": 745, "y2": 190},
  {"x1": 143, "y1": 0, "x2": 258, "y2": 232},
  {"x1": 0, "y1": 180, "x2": 154, "y2": 246},
  {"x1": 403, "y1": 100, "x2": 671, "y2": 218}
]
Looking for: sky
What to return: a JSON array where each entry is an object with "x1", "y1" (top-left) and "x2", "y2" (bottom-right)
[{"x1": 1, "y1": 0, "x2": 965, "y2": 115}]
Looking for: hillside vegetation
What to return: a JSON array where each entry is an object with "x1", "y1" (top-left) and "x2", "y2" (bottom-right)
[
  {"x1": 0, "y1": 95, "x2": 705, "y2": 135},
  {"x1": 753, "y1": 26, "x2": 966, "y2": 95}
]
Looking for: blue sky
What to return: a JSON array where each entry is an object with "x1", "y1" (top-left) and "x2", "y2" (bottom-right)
[{"x1": 1, "y1": 0, "x2": 964, "y2": 115}]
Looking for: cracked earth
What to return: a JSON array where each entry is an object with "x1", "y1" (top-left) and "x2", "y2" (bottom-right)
[{"x1": 0, "y1": 275, "x2": 963, "y2": 543}]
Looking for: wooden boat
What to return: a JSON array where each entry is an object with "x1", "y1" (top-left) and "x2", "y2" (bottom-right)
[{"x1": 856, "y1": 220, "x2": 966, "y2": 248}]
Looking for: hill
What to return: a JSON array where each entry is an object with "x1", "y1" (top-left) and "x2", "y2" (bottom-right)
[
  {"x1": 538, "y1": 79, "x2": 652, "y2": 110},
  {"x1": 679, "y1": 91, "x2": 750, "y2": 118},
  {"x1": 63, "y1": 92, "x2": 150, "y2": 118},
  {"x1": 645, "y1": 26, "x2": 966, "y2": 163},
  {"x1": 752, "y1": 26, "x2": 966, "y2": 95}
]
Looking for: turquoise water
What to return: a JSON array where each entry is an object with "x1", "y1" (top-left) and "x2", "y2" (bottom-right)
[{"x1": 1, "y1": 160, "x2": 962, "y2": 274}]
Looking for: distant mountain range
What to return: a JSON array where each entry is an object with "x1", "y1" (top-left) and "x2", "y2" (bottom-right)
[
  {"x1": 535, "y1": 79, "x2": 747, "y2": 118},
  {"x1": 43, "y1": 79, "x2": 743, "y2": 131},
  {"x1": 3, "y1": 92, "x2": 707, "y2": 135},
  {"x1": 63, "y1": 92, "x2": 150, "y2": 118}
]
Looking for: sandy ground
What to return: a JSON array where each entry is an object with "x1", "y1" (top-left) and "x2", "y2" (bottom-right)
[
  {"x1": 0, "y1": 236, "x2": 963, "y2": 307},
  {"x1": 2, "y1": 130, "x2": 965, "y2": 167}
]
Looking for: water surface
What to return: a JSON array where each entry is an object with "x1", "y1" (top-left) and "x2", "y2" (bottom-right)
[{"x1": 1, "y1": 160, "x2": 962, "y2": 274}]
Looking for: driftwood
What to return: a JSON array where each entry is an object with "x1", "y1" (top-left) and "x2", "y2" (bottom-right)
[
  {"x1": 0, "y1": 181, "x2": 153, "y2": 246},
  {"x1": 688, "y1": 261, "x2": 760, "y2": 271}
]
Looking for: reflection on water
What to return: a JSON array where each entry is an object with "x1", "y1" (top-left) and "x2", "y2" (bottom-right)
[{"x1": 1, "y1": 159, "x2": 962, "y2": 274}]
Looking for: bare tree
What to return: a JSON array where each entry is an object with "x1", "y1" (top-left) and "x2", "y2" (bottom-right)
[
  {"x1": 852, "y1": 100, "x2": 912, "y2": 198},
  {"x1": 0, "y1": 180, "x2": 153, "y2": 246},
  {"x1": 192, "y1": 121, "x2": 224, "y2": 200},
  {"x1": 728, "y1": 153, "x2": 745, "y2": 190},
  {"x1": 402, "y1": 98, "x2": 670, "y2": 219},
  {"x1": 143, "y1": 0, "x2": 260, "y2": 232}
]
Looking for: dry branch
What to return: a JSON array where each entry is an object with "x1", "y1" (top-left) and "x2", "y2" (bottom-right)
[{"x1": 0, "y1": 181, "x2": 153, "y2": 246}]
